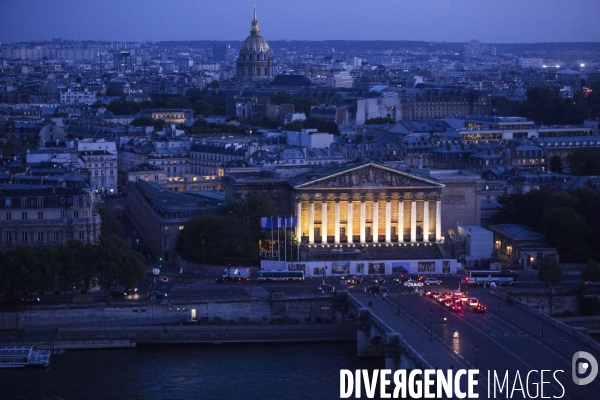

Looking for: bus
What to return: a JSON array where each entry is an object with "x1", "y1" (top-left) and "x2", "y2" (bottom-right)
[
  {"x1": 257, "y1": 270, "x2": 305, "y2": 282},
  {"x1": 464, "y1": 270, "x2": 518, "y2": 286}
]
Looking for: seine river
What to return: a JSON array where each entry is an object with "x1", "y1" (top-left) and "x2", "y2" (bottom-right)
[{"x1": 2, "y1": 342, "x2": 383, "y2": 400}]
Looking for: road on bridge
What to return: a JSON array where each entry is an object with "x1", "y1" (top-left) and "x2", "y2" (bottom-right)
[{"x1": 347, "y1": 277, "x2": 600, "y2": 400}]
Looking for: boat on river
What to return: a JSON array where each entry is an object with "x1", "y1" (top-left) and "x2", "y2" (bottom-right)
[{"x1": 0, "y1": 346, "x2": 51, "y2": 368}]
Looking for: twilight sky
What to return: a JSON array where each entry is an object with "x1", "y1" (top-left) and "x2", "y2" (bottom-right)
[{"x1": 1, "y1": 0, "x2": 599, "y2": 44}]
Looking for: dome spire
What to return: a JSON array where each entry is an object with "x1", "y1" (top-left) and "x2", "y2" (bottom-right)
[{"x1": 251, "y1": 5, "x2": 260, "y2": 35}]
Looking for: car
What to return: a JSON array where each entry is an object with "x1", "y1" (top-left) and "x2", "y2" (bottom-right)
[
  {"x1": 348, "y1": 277, "x2": 364, "y2": 285},
  {"x1": 584, "y1": 281, "x2": 600, "y2": 286},
  {"x1": 318, "y1": 284, "x2": 335, "y2": 293},
  {"x1": 331, "y1": 248, "x2": 343, "y2": 253},
  {"x1": 22, "y1": 295, "x2": 41, "y2": 303},
  {"x1": 146, "y1": 291, "x2": 167, "y2": 299},
  {"x1": 468, "y1": 297, "x2": 479, "y2": 307},
  {"x1": 372, "y1": 277, "x2": 386, "y2": 284},
  {"x1": 450, "y1": 303, "x2": 462, "y2": 312},
  {"x1": 423, "y1": 290, "x2": 432, "y2": 297},
  {"x1": 443, "y1": 299, "x2": 453, "y2": 307},
  {"x1": 424, "y1": 278, "x2": 442, "y2": 285},
  {"x1": 474, "y1": 304, "x2": 487, "y2": 313},
  {"x1": 161, "y1": 276, "x2": 169, "y2": 283},
  {"x1": 367, "y1": 285, "x2": 388, "y2": 294},
  {"x1": 110, "y1": 290, "x2": 127, "y2": 298},
  {"x1": 404, "y1": 280, "x2": 423, "y2": 287},
  {"x1": 410, "y1": 274, "x2": 425, "y2": 282}
]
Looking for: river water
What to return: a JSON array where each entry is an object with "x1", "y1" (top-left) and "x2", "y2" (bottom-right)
[{"x1": 1, "y1": 342, "x2": 383, "y2": 400}]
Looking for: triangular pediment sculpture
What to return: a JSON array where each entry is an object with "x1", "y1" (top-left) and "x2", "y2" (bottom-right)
[{"x1": 295, "y1": 164, "x2": 443, "y2": 189}]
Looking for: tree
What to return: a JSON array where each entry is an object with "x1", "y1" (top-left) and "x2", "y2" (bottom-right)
[
  {"x1": 32, "y1": 245, "x2": 60, "y2": 297},
  {"x1": 538, "y1": 255, "x2": 563, "y2": 286},
  {"x1": 97, "y1": 202, "x2": 124, "y2": 237},
  {"x1": 566, "y1": 148, "x2": 600, "y2": 176},
  {"x1": 105, "y1": 86, "x2": 125, "y2": 97},
  {"x1": 581, "y1": 260, "x2": 600, "y2": 283},
  {"x1": 549, "y1": 154, "x2": 563, "y2": 173},
  {"x1": 540, "y1": 207, "x2": 589, "y2": 262},
  {"x1": 94, "y1": 235, "x2": 145, "y2": 302}
]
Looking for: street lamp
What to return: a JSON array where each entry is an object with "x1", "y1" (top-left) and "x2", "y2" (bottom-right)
[
  {"x1": 430, "y1": 308, "x2": 433, "y2": 341},
  {"x1": 540, "y1": 306, "x2": 545, "y2": 337},
  {"x1": 475, "y1": 344, "x2": 479, "y2": 376}
]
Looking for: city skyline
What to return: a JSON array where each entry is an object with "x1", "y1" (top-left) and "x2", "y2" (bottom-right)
[{"x1": 1, "y1": 0, "x2": 599, "y2": 44}]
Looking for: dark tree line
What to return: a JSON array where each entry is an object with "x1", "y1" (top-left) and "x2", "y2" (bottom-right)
[
  {"x1": 175, "y1": 192, "x2": 298, "y2": 266},
  {"x1": 97, "y1": 87, "x2": 226, "y2": 117},
  {"x1": 0, "y1": 236, "x2": 145, "y2": 304},
  {"x1": 493, "y1": 188, "x2": 600, "y2": 262}
]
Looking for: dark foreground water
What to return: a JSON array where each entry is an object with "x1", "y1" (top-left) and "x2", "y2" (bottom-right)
[{"x1": 1, "y1": 342, "x2": 383, "y2": 400}]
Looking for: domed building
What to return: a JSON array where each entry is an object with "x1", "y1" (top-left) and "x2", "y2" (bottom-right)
[{"x1": 236, "y1": 7, "x2": 274, "y2": 82}]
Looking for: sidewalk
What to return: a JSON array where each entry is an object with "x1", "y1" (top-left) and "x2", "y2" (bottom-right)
[{"x1": 475, "y1": 288, "x2": 600, "y2": 358}]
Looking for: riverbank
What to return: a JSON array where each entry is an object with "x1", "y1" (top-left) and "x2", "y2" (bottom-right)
[{"x1": 2, "y1": 322, "x2": 357, "y2": 350}]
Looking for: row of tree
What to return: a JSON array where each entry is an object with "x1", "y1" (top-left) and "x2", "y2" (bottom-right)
[
  {"x1": 176, "y1": 192, "x2": 299, "y2": 265},
  {"x1": 0, "y1": 236, "x2": 145, "y2": 304},
  {"x1": 492, "y1": 80, "x2": 600, "y2": 125},
  {"x1": 494, "y1": 188, "x2": 600, "y2": 262}
]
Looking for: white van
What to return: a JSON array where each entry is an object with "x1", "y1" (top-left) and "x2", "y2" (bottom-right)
[{"x1": 468, "y1": 297, "x2": 479, "y2": 307}]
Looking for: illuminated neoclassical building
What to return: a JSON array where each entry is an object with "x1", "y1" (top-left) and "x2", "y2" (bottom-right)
[
  {"x1": 236, "y1": 7, "x2": 275, "y2": 82},
  {"x1": 290, "y1": 161, "x2": 445, "y2": 245}
]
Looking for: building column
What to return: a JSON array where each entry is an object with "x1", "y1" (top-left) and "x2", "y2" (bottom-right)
[
  {"x1": 334, "y1": 197, "x2": 340, "y2": 244},
  {"x1": 423, "y1": 195, "x2": 430, "y2": 242},
  {"x1": 398, "y1": 195, "x2": 404, "y2": 242},
  {"x1": 321, "y1": 196, "x2": 328, "y2": 244},
  {"x1": 410, "y1": 195, "x2": 417, "y2": 242},
  {"x1": 435, "y1": 195, "x2": 442, "y2": 241},
  {"x1": 296, "y1": 196, "x2": 302, "y2": 241},
  {"x1": 373, "y1": 196, "x2": 379, "y2": 243},
  {"x1": 308, "y1": 197, "x2": 314, "y2": 244},
  {"x1": 360, "y1": 196, "x2": 366, "y2": 244},
  {"x1": 347, "y1": 197, "x2": 353, "y2": 244},
  {"x1": 385, "y1": 196, "x2": 391, "y2": 243}
]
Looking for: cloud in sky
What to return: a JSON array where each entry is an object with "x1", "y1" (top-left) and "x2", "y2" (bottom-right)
[{"x1": 1, "y1": 0, "x2": 598, "y2": 43}]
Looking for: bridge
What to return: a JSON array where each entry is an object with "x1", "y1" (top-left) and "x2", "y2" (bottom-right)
[{"x1": 343, "y1": 285, "x2": 600, "y2": 399}]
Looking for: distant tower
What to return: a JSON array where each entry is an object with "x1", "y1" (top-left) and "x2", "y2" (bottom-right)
[{"x1": 236, "y1": 6, "x2": 275, "y2": 82}]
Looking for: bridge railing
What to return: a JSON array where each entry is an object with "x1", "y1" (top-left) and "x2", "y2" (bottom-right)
[
  {"x1": 346, "y1": 293, "x2": 433, "y2": 370},
  {"x1": 491, "y1": 288, "x2": 600, "y2": 352}
]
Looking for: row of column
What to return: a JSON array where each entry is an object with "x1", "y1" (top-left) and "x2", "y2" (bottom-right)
[{"x1": 296, "y1": 194, "x2": 442, "y2": 245}]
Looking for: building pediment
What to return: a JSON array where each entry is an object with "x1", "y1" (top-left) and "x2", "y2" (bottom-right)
[{"x1": 295, "y1": 163, "x2": 443, "y2": 190}]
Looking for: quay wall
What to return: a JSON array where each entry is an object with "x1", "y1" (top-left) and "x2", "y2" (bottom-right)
[{"x1": 0, "y1": 295, "x2": 342, "y2": 331}]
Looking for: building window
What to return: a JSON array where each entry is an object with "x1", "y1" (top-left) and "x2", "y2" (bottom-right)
[
  {"x1": 155, "y1": 175, "x2": 159, "y2": 181},
  {"x1": 21, "y1": 197, "x2": 27, "y2": 207},
  {"x1": 60, "y1": 210, "x2": 65, "y2": 218},
  {"x1": 164, "y1": 226, "x2": 169, "y2": 232},
  {"x1": 179, "y1": 226, "x2": 184, "y2": 231},
  {"x1": 5, "y1": 232, "x2": 12, "y2": 242},
  {"x1": 22, "y1": 212, "x2": 27, "y2": 220},
  {"x1": 73, "y1": 211, "x2": 79, "y2": 218},
  {"x1": 5, "y1": 212, "x2": 11, "y2": 220},
  {"x1": 52, "y1": 232, "x2": 59, "y2": 241},
  {"x1": 21, "y1": 232, "x2": 28, "y2": 242},
  {"x1": 37, "y1": 197, "x2": 43, "y2": 207},
  {"x1": 37, "y1": 232, "x2": 44, "y2": 242},
  {"x1": 5, "y1": 198, "x2": 11, "y2": 208},
  {"x1": 84, "y1": 210, "x2": 88, "y2": 217},
  {"x1": 79, "y1": 231, "x2": 85, "y2": 240},
  {"x1": 38, "y1": 211, "x2": 43, "y2": 219}
]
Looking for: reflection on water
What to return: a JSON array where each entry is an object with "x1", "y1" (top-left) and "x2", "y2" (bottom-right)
[{"x1": 2, "y1": 342, "x2": 383, "y2": 400}]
